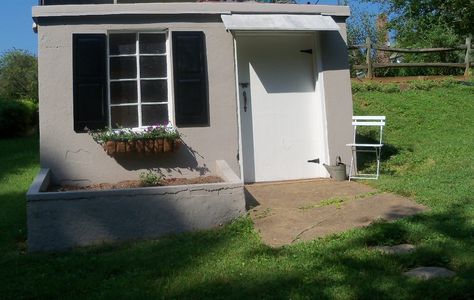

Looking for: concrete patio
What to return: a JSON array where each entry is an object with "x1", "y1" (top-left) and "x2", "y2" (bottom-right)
[{"x1": 246, "y1": 179, "x2": 428, "y2": 247}]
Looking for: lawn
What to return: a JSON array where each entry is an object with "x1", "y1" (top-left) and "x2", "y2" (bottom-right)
[{"x1": 1, "y1": 83, "x2": 473, "y2": 299}]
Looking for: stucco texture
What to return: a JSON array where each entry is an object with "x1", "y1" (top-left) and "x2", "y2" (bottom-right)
[
  {"x1": 37, "y1": 15, "x2": 240, "y2": 185},
  {"x1": 35, "y1": 6, "x2": 353, "y2": 184}
]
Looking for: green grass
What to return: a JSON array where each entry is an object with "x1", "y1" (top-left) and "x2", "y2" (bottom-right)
[{"x1": 1, "y1": 83, "x2": 473, "y2": 299}]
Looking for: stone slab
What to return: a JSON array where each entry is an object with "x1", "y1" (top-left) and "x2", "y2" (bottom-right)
[
  {"x1": 374, "y1": 244, "x2": 416, "y2": 255},
  {"x1": 404, "y1": 267, "x2": 456, "y2": 280},
  {"x1": 247, "y1": 179, "x2": 428, "y2": 247}
]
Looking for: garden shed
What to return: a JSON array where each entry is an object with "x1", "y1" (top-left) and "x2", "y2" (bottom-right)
[
  {"x1": 32, "y1": 1, "x2": 353, "y2": 185},
  {"x1": 28, "y1": 1, "x2": 354, "y2": 250}
]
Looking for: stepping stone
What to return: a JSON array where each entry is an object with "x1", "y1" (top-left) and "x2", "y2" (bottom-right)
[
  {"x1": 404, "y1": 267, "x2": 456, "y2": 280},
  {"x1": 375, "y1": 244, "x2": 416, "y2": 255}
]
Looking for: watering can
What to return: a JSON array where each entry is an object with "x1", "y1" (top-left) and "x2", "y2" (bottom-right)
[{"x1": 323, "y1": 156, "x2": 347, "y2": 181}]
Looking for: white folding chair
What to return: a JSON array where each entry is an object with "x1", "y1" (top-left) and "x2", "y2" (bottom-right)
[{"x1": 346, "y1": 116, "x2": 386, "y2": 180}]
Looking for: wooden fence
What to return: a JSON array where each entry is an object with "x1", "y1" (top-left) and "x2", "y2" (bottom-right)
[{"x1": 348, "y1": 36, "x2": 473, "y2": 78}]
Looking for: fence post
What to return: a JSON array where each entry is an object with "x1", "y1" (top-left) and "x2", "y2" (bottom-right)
[
  {"x1": 465, "y1": 35, "x2": 472, "y2": 77},
  {"x1": 366, "y1": 37, "x2": 373, "y2": 79}
]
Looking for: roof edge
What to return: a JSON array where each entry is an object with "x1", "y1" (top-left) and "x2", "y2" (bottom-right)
[{"x1": 32, "y1": 3, "x2": 351, "y2": 19}]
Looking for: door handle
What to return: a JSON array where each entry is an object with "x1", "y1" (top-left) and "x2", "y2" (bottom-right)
[
  {"x1": 243, "y1": 90, "x2": 248, "y2": 112},
  {"x1": 239, "y1": 83, "x2": 249, "y2": 112}
]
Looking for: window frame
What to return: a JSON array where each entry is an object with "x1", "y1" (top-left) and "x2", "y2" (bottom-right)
[{"x1": 106, "y1": 30, "x2": 174, "y2": 129}]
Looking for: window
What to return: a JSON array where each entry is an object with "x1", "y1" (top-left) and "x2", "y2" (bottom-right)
[
  {"x1": 108, "y1": 32, "x2": 170, "y2": 128},
  {"x1": 73, "y1": 31, "x2": 209, "y2": 132}
]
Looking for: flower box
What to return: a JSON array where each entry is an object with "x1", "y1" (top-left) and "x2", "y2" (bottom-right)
[
  {"x1": 101, "y1": 138, "x2": 182, "y2": 155},
  {"x1": 90, "y1": 124, "x2": 182, "y2": 156}
]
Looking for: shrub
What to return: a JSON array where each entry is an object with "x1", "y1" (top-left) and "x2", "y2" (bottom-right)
[
  {"x1": 352, "y1": 78, "x2": 461, "y2": 94},
  {"x1": 0, "y1": 99, "x2": 38, "y2": 138},
  {"x1": 0, "y1": 49, "x2": 38, "y2": 102},
  {"x1": 139, "y1": 170, "x2": 163, "y2": 187}
]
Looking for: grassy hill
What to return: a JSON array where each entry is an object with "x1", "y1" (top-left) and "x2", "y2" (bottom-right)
[{"x1": 0, "y1": 82, "x2": 473, "y2": 299}]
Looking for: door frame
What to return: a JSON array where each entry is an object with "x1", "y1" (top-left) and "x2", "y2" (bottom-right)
[{"x1": 233, "y1": 31, "x2": 330, "y2": 183}]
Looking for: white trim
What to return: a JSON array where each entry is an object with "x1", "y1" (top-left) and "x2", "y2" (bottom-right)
[
  {"x1": 139, "y1": 77, "x2": 168, "y2": 80},
  {"x1": 106, "y1": 34, "x2": 112, "y2": 129},
  {"x1": 314, "y1": 32, "x2": 330, "y2": 169},
  {"x1": 110, "y1": 77, "x2": 168, "y2": 82},
  {"x1": 166, "y1": 31, "x2": 175, "y2": 126},
  {"x1": 136, "y1": 33, "x2": 142, "y2": 127},
  {"x1": 139, "y1": 53, "x2": 167, "y2": 57},
  {"x1": 110, "y1": 78, "x2": 138, "y2": 82},
  {"x1": 109, "y1": 54, "x2": 137, "y2": 58},
  {"x1": 233, "y1": 36, "x2": 244, "y2": 181},
  {"x1": 110, "y1": 103, "x2": 138, "y2": 107}
]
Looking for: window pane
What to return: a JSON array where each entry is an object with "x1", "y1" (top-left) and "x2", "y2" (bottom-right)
[
  {"x1": 110, "y1": 81, "x2": 137, "y2": 104},
  {"x1": 109, "y1": 33, "x2": 136, "y2": 55},
  {"x1": 111, "y1": 105, "x2": 138, "y2": 128},
  {"x1": 140, "y1": 56, "x2": 166, "y2": 78},
  {"x1": 142, "y1": 104, "x2": 168, "y2": 126},
  {"x1": 141, "y1": 80, "x2": 167, "y2": 103},
  {"x1": 110, "y1": 57, "x2": 137, "y2": 79},
  {"x1": 139, "y1": 34, "x2": 166, "y2": 54}
]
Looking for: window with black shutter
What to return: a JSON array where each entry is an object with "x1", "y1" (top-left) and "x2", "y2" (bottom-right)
[
  {"x1": 73, "y1": 34, "x2": 108, "y2": 132},
  {"x1": 172, "y1": 31, "x2": 209, "y2": 127}
]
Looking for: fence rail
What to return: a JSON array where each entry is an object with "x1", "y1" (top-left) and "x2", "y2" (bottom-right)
[{"x1": 349, "y1": 36, "x2": 473, "y2": 78}]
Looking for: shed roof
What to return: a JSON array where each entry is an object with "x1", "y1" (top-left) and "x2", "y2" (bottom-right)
[{"x1": 32, "y1": 3, "x2": 350, "y2": 19}]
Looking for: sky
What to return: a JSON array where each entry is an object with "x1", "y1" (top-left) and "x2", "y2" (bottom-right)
[
  {"x1": 0, "y1": 0, "x2": 38, "y2": 55},
  {"x1": 0, "y1": 0, "x2": 379, "y2": 55}
]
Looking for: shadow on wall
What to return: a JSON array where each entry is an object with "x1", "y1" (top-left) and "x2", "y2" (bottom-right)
[
  {"x1": 29, "y1": 190, "x2": 200, "y2": 251},
  {"x1": 247, "y1": 35, "x2": 316, "y2": 94},
  {"x1": 112, "y1": 140, "x2": 210, "y2": 176},
  {"x1": 249, "y1": 51, "x2": 315, "y2": 94},
  {"x1": 319, "y1": 29, "x2": 350, "y2": 72},
  {"x1": 40, "y1": 139, "x2": 210, "y2": 185}
]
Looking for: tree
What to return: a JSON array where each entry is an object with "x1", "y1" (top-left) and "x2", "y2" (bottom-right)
[
  {"x1": 0, "y1": 49, "x2": 38, "y2": 102},
  {"x1": 360, "y1": 0, "x2": 471, "y2": 75},
  {"x1": 366, "y1": 0, "x2": 474, "y2": 39}
]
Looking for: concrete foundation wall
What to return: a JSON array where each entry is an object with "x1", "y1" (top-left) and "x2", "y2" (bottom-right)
[
  {"x1": 27, "y1": 161, "x2": 245, "y2": 252},
  {"x1": 37, "y1": 15, "x2": 240, "y2": 185}
]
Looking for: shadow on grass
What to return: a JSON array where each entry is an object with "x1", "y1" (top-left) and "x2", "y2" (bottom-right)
[
  {"x1": 354, "y1": 133, "x2": 399, "y2": 173},
  {"x1": 166, "y1": 200, "x2": 474, "y2": 299},
  {"x1": 2, "y1": 201, "x2": 473, "y2": 299},
  {"x1": 0, "y1": 135, "x2": 39, "y2": 180}
]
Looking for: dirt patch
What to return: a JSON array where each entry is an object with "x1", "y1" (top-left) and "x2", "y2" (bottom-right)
[{"x1": 48, "y1": 176, "x2": 223, "y2": 192}]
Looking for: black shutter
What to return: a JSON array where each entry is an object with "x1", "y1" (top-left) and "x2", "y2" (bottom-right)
[
  {"x1": 172, "y1": 31, "x2": 209, "y2": 127},
  {"x1": 73, "y1": 34, "x2": 108, "y2": 132}
]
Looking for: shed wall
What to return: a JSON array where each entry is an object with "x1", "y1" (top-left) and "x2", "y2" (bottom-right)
[{"x1": 37, "y1": 16, "x2": 240, "y2": 185}]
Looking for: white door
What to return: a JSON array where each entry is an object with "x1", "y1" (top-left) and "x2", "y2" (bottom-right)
[{"x1": 237, "y1": 34, "x2": 327, "y2": 182}]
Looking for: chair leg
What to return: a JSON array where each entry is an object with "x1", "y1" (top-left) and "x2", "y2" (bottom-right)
[
  {"x1": 375, "y1": 147, "x2": 381, "y2": 179},
  {"x1": 348, "y1": 147, "x2": 355, "y2": 181}
]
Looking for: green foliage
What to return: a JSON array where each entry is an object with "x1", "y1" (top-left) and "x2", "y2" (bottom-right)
[
  {"x1": 89, "y1": 125, "x2": 181, "y2": 144},
  {"x1": 1, "y1": 86, "x2": 474, "y2": 298},
  {"x1": 344, "y1": 1, "x2": 382, "y2": 76},
  {"x1": 0, "y1": 49, "x2": 38, "y2": 102},
  {"x1": 363, "y1": 0, "x2": 471, "y2": 76},
  {"x1": 365, "y1": 0, "x2": 474, "y2": 38},
  {"x1": 352, "y1": 78, "x2": 460, "y2": 94},
  {"x1": 0, "y1": 99, "x2": 38, "y2": 138},
  {"x1": 139, "y1": 170, "x2": 163, "y2": 187}
]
